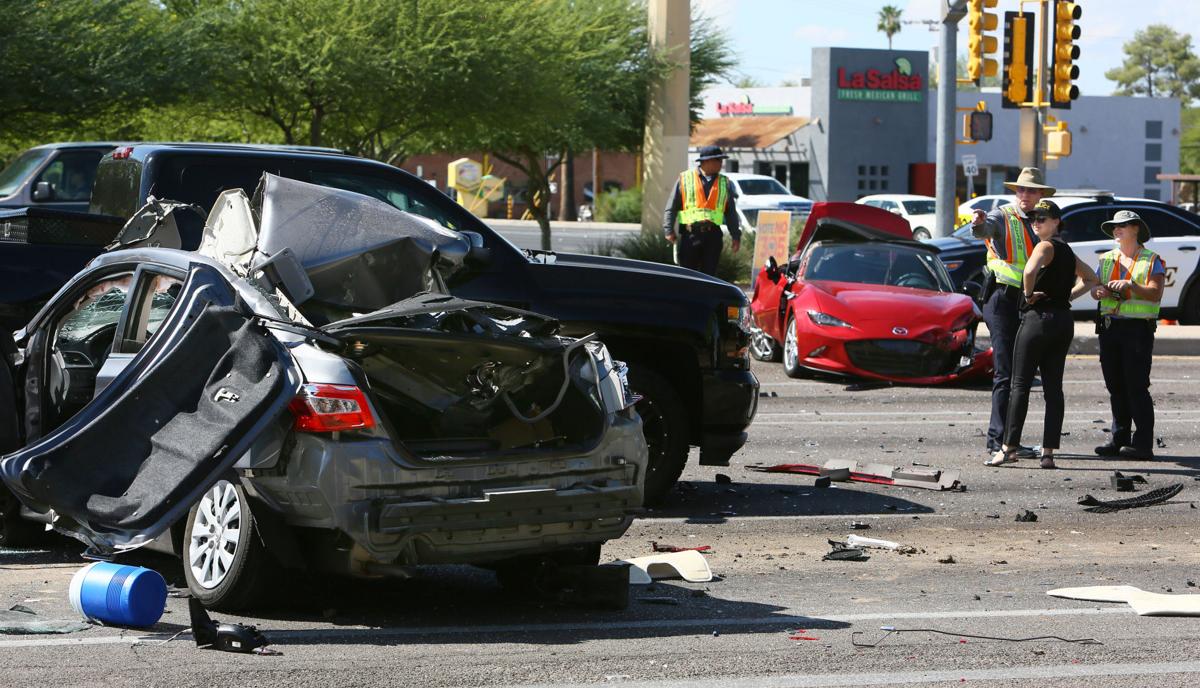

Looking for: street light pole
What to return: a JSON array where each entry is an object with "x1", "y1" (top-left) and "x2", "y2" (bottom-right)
[{"x1": 935, "y1": 0, "x2": 968, "y2": 238}]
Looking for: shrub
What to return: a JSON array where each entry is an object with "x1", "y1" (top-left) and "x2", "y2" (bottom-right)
[{"x1": 594, "y1": 187, "x2": 643, "y2": 224}]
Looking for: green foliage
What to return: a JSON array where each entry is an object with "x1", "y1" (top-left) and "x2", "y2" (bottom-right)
[
  {"x1": 1182, "y1": 107, "x2": 1200, "y2": 177},
  {"x1": 1105, "y1": 25, "x2": 1200, "y2": 105},
  {"x1": 613, "y1": 229, "x2": 755, "y2": 285},
  {"x1": 595, "y1": 187, "x2": 643, "y2": 223},
  {"x1": 877, "y1": 5, "x2": 902, "y2": 50}
]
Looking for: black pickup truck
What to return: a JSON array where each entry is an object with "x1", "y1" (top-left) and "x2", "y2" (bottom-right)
[{"x1": 2, "y1": 143, "x2": 758, "y2": 503}]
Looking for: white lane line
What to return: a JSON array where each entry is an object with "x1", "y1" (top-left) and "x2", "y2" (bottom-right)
[
  {"x1": 0, "y1": 607, "x2": 1130, "y2": 650},
  {"x1": 638, "y1": 514, "x2": 950, "y2": 524},
  {"x1": 505, "y1": 660, "x2": 1200, "y2": 688},
  {"x1": 754, "y1": 418, "x2": 1200, "y2": 426},
  {"x1": 755, "y1": 409, "x2": 1198, "y2": 417},
  {"x1": 759, "y1": 378, "x2": 1192, "y2": 387}
]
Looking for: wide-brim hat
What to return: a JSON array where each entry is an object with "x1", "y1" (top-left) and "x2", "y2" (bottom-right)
[
  {"x1": 1003, "y1": 167, "x2": 1056, "y2": 195},
  {"x1": 1101, "y1": 209, "x2": 1151, "y2": 243},
  {"x1": 696, "y1": 145, "x2": 728, "y2": 161}
]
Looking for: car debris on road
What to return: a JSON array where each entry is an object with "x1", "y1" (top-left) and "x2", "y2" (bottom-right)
[{"x1": 750, "y1": 459, "x2": 963, "y2": 491}]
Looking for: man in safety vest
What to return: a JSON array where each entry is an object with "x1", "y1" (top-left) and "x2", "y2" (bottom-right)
[
  {"x1": 1090, "y1": 210, "x2": 1166, "y2": 460},
  {"x1": 662, "y1": 145, "x2": 741, "y2": 276},
  {"x1": 970, "y1": 167, "x2": 1054, "y2": 459}
]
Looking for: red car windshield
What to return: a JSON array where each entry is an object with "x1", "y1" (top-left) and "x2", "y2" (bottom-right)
[{"x1": 804, "y1": 243, "x2": 953, "y2": 292}]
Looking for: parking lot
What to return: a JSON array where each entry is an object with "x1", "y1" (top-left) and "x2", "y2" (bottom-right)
[{"x1": 3, "y1": 354, "x2": 1200, "y2": 687}]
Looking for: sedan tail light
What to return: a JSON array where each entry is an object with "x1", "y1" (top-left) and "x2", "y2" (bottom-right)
[{"x1": 288, "y1": 384, "x2": 376, "y2": 433}]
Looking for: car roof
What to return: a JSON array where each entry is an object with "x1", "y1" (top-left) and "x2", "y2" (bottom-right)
[
  {"x1": 27, "y1": 142, "x2": 126, "y2": 151},
  {"x1": 109, "y1": 142, "x2": 347, "y2": 156}
]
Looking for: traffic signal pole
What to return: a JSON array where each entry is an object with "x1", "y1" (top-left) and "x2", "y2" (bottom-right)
[{"x1": 935, "y1": 0, "x2": 968, "y2": 238}]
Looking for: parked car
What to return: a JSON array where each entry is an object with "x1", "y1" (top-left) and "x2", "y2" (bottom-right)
[
  {"x1": 0, "y1": 143, "x2": 119, "y2": 213},
  {"x1": 931, "y1": 192, "x2": 1200, "y2": 324},
  {"x1": 856, "y1": 194, "x2": 937, "y2": 240},
  {"x1": 725, "y1": 172, "x2": 813, "y2": 229},
  {"x1": 749, "y1": 202, "x2": 992, "y2": 384},
  {"x1": 956, "y1": 194, "x2": 1011, "y2": 226},
  {"x1": 1, "y1": 143, "x2": 758, "y2": 503},
  {"x1": 0, "y1": 175, "x2": 646, "y2": 609}
]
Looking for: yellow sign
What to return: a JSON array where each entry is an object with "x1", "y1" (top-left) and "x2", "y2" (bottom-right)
[{"x1": 751, "y1": 210, "x2": 792, "y2": 282}]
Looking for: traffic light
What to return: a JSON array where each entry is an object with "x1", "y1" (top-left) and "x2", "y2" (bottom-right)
[
  {"x1": 1002, "y1": 11, "x2": 1035, "y2": 109},
  {"x1": 1050, "y1": 0, "x2": 1082, "y2": 108},
  {"x1": 966, "y1": 0, "x2": 999, "y2": 83}
]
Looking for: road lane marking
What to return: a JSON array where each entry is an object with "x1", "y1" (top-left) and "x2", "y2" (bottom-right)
[
  {"x1": 0, "y1": 607, "x2": 1131, "y2": 649},
  {"x1": 502, "y1": 660, "x2": 1200, "y2": 687},
  {"x1": 754, "y1": 409, "x2": 1199, "y2": 417}
]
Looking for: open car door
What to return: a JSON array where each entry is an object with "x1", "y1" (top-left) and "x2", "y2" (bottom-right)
[{"x1": 0, "y1": 261, "x2": 300, "y2": 554}]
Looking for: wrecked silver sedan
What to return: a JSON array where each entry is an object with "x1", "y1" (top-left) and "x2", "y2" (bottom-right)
[{"x1": 0, "y1": 175, "x2": 646, "y2": 609}]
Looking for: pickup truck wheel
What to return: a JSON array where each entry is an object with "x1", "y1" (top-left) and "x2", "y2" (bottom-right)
[
  {"x1": 749, "y1": 325, "x2": 782, "y2": 362},
  {"x1": 183, "y1": 478, "x2": 278, "y2": 611},
  {"x1": 627, "y1": 365, "x2": 690, "y2": 506},
  {"x1": 0, "y1": 488, "x2": 44, "y2": 548}
]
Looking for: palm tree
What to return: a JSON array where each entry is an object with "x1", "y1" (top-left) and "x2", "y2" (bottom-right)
[{"x1": 878, "y1": 5, "x2": 903, "y2": 50}]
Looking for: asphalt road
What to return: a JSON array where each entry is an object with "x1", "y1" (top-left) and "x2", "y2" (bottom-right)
[{"x1": 3, "y1": 356, "x2": 1200, "y2": 687}]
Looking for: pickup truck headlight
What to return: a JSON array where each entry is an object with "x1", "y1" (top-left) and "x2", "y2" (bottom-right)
[{"x1": 807, "y1": 310, "x2": 852, "y2": 328}]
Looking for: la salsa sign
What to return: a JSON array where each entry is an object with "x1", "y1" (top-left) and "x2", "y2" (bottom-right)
[{"x1": 836, "y1": 57, "x2": 924, "y2": 103}]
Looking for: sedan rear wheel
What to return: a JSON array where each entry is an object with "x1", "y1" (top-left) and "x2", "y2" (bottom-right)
[
  {"x1": 183, "y1": 478, "x2": 276, "y2": 611},
  {"x1": 749, "y1": 325, "x2": 782, "y2": 362}
]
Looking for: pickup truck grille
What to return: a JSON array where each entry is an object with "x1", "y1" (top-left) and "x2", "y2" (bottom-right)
[{"x1": 844, "y1": 339, "x2": 959, "y2": 379}]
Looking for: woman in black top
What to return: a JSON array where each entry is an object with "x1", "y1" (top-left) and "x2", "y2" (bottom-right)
[{"x1": 987, "y1": 200, "x2": 1100, "y2": 468}]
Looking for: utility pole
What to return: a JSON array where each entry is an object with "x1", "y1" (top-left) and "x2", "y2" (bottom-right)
[
  {"x1": 935, "y1": 0, "x2": 968, "y2": 238},
  {"x1": 641, "y1": 0, "x2": 690, "y2": 234}
]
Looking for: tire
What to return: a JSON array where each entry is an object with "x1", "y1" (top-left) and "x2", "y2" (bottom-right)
[
  {"x1": 0, "y1": 487, "x2": 44, "y2": 549},
  {"x1": 1180, "y1": 282, "x2": 1200, "y2": 325},
  {"x1": 626, "y1": 365, "x2": 690, "y2": 506},
  {"x1": 782, "y1": 314, "x2": 810, "y2": 379},
  {"x1": 749, "y1": 325, "x2": 783, "y2": 362},
  {"x1": 183, "y1": 478, "x2": 277, "y2": 611},
  {"x1": 912, "y1": 227, "x2": 931, "y2": 241}
]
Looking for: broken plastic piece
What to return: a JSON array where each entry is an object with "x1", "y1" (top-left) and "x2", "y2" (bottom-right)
[
  {"x1": 616, "y1": 550, "x2": 713, "y2": 584},
  {"x1": 650, "y1": 542, "x2": 712, "y2": 554},
  {"x1": 1110, "y1": 472, "x2": 1147, "y2": 492},
  {"x1": 846, "y1": 535, "x2": 900, "y2": 550},
  {"x1": 751, "y1": 460, "x2": 962, "y2": 491},
  {"x1": 1048, "y1": 585, "x2": 1200, "y2": 616},
  {"x1": 0, "y1": 605, "x2": 90, "y2": 635},
  {"x1": 190, "y1": 598, "x2": 270, "y2": 654},
  {"x1": 1015, "y1": 510, "x2": 1038, "y2": 522},
  {"x1": 823, "y1": 545, "x2": 868, "y2": 561},
  {"x1": 1078, "y1": 484, "x2": 1183, "y2": 513}
]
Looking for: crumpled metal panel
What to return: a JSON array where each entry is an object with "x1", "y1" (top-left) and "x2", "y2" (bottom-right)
[{"x1": 252, "y1": 174, "x2": 470, "y2": 313}]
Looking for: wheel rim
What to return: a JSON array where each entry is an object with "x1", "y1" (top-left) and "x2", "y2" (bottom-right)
[
  {"x1": 189, "y1": 480, "x2": 242, "y2": 590},
  {"x1": 783, "y1": 318, "x2": 799, "y2": 371},
  {"x1": 749, "y1": 325, "x2": 776, "y2": 360}
]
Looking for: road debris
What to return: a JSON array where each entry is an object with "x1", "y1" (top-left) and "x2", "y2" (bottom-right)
[
  {"x1": 190, "y1": 598, "x2": 275, "y2": 654},
  {"x1": 849, "y1": 521, "x2": 871, "y2": 530},
  {"x1": 852, "y1": 626, "x2": 1100, "y2": 647},
  {"x1": 616, "y1": 550, "x2": 713, "y2": 584},
  {"x1": 1048, "y1": 585, "x2": 1200, "y2": 616},
  {"x1": 650, "y1": 542, "x2": 713, "y2": 554},
  {"x1": 846, "y1": 535, "x2": 900, "y2": 550},
  {"x1": 937, "y1": 555, "x2": 956, "y2": 564},
  {"x1": 1078, "y1": 484, "x2": 1184, "y2": 513},
  {"x1": 0, "y1": 605, "x2": 90, "y2": 635},
  {"x1": 1015, "y1": 510, "x2": 1039, "y2": 522},
  {"x1": 1110, "y1": 471, "x2": 1148, "y2": 492},
  {"x1": 823, "y1": 546, "x2": 868, "y2": 561},
  {"x1": 750, "y1": 459, "x2": 963, "y2": 491}
]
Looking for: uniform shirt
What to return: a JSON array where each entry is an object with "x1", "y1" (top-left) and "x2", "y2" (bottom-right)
[
  {"x1": 1096, "y1": 252, "x2": 1166, "y2": 318},
  {"x1": 971, "y1": 204, "x2": 1038, "y2": 263},
  {"x1": 662, "y1": 170, "x2": 741, "y2": 240}
]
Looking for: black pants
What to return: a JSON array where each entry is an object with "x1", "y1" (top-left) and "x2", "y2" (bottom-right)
[
  {"x1": 1099, "y1": 318, "x2": 1156, "y2": 450},
  {"x1": 1004, "y1": 309, "x2": 1074, "y2": 450},
  {"x1": 676, "y1": 225, "x2": 723, "y2": 276},
  {"x1": 982, "y1": 285, "x2": 1021, "y2": 451}
]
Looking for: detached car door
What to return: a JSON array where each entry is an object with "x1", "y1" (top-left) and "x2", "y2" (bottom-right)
[{"x1": 0, "y1": 258, "x2": 299, "y2": 554}]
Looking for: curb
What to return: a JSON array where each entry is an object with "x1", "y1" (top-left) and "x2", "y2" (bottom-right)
[{"x1": 978, "y1": 326, "x2": 1200, "y2": 357}]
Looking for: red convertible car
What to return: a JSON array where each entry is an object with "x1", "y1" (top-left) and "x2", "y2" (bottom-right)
[{"x1": 749, "y1": 202, "x2": 992, "y2": 384}]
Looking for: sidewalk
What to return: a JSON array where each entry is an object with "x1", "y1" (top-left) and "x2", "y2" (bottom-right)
[{"x1": 978, "y1": 321, "x2": 1200, "y2": 356}]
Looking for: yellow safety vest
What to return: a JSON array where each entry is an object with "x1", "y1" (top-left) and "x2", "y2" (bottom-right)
[
  {"x1": 984, "y1": 204, "x2": 1035, "y2": 288},
  {"x1": 678, "y1": 170, "x2": 730, "y2": 226},
  {"x1": 1098, "y1": 248, "x2": 1161, "y2": 319}
]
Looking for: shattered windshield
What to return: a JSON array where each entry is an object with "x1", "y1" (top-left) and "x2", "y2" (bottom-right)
[
  {"x1": 0, "y1": 149, "x2": 50, "y2": 197},
  {"x1": 805, "y1": 243, "x2": 952, "y2": 292}
]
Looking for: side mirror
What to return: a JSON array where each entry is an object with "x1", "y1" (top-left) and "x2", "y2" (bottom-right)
[
  {"x1": 961, "y1": 280, "x2": 982, "y2": 301},
  {"x1": 461, "y1": 230, "x2": 492, "y2": 265},
  {"x1": 765, "y1": 255, "x2": 781, "y2": 282},
  {"x1": 32, "y1": 181, "x2": 53, "y2": 202}
]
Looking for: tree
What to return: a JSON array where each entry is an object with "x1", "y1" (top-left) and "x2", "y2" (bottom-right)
[
  {"x1": 0, "y1": 1, "x2": 190, "y2": 148},
  {"x1": 1106, "y1": 25, "x2": 1200, "y2": 105},
  {"x1": 877, "y1": 5, "x2": 902, "y2": 50},
  {"x1": 733, "y1": 75, "x2": 763, "y2": 88}
]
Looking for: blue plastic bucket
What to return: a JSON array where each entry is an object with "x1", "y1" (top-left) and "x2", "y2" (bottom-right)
[{"x1": 69, "y1": 562, "x2": 167, "y2": 628}]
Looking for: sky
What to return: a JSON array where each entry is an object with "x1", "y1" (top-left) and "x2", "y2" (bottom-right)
[{"x1": 695, "y1": 0, "x2": 1200, "y2": 97}]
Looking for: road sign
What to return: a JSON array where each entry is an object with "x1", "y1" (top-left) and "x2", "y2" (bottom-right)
[
  {"x1": 751, "y1": 211, "x2": 792, "y2": 283},
  {"x1": 962, "y1": 154, "x2": 979, "y2": 177}
]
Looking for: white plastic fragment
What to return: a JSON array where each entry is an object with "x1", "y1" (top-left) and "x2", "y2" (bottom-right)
[{"x1": 615, "y1": 550, "x2": 713, "y2": 584}]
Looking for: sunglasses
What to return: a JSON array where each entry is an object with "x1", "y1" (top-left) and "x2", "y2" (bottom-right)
[{"x1": 1031, "y1": 215, "x2": 1056, "y2": 223}]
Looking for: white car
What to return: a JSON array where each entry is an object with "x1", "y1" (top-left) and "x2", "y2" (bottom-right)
[
  {"x1": 958, "y1": 194, "x2": 1011, "y2": 218},
  {"x1": 724, "y1": 172, "x2": 812, "y2": 229},
  {"x1": 856, "y1": 194, "x2": 937, "y2": 240}
]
